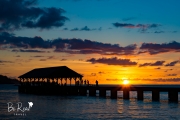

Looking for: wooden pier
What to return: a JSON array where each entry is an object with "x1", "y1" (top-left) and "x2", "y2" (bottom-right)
[
  {"x1": 18, "y1": 66, "x2": 180, "y2": 102},
  {"x1": 18, "y1": 85, "x2": 180, "y2": 102}
]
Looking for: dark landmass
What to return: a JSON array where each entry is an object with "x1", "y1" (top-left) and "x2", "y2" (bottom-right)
[{"x1": 0, "y1": 74, "x2": 19, "y2": 84}]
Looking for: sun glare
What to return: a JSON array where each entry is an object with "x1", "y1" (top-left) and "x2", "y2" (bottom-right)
[{"x1": 123, "y1": 79, "x2": 129, "y2": 85}]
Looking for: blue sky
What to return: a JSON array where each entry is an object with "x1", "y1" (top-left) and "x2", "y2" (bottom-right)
[{"x1": 14, "y1": 0, "x2": 180, "y2": 45}]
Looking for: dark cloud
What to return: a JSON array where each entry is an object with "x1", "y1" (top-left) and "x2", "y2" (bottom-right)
[
  {"x1": 0, "y1": 32, "x2": 136, "y2": 55},
  {"x1": 47, "y1": 56, "x2": 56, "y2": 59},
  {"x1": 31, "y1": 55, "x2": 44, "y2": 57},
  {"x1": 139, "y1": 41, "x2": 180, "y2": 55},
  {"x1": 0, "y1": 0, "x2": 68, "y2": 31},
  {"x1": 63, "y1": 28, "x2": 68, "y2": 30},
  {"x1": 113, "y1": 22, "x2": 161, "y2": 32},
  {"x1": 70, "y1": 27, "x2": 79, "y2": 31},
  {"x1": 53, "y1": 38, "x2": 137, "y2": 55},
  {"x1": 165, "y1": 60, "x2": 179, "y2": 66},
  {"x1": 167, "y1": 74, "x2": 177, "y2": 76},
  {"x1": 139, "y1": 61, "x2": 165, "y2": 67},
  {"x1": 155, "y1": 67, "x2": 161, "y2": 69},
  {"x1": 70, "y1": 26, "x2": 99, "y2": 31},
  {"x1": 0, "y1": 60, "x2": 13, "y2": 63},
  {"x1": 154, "y1": 31, "x2": 164, "y2": 33},
  {"x1": 60, "y1": 59, "x2": 67, "y2": 61},
  {"x1": 81, "y1": 26, "x2": 91, "y2": 31},
  {"x1": 113, "y1": 23, "x2": 135, "y2": 28},
  {"x1": 12, "y1": 49, "x2": 44, "y2": 53},
  {"x1": 87, "y1": 57, "x2": 137, "y2": 66}
]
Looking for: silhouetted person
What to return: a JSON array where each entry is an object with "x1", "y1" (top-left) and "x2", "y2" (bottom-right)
[
  {"x1": 96, "y1": 80, "x2": 98, "y2": 87},
  {"x1": 81, "y1": 79, "x2": 83, "y2": 86},
  {"x1": 84, "y1": 80, "x2": 86, "y2": 85},
  {"x1": 87, "y1": 80, "x2": 89, "y2": 86}
]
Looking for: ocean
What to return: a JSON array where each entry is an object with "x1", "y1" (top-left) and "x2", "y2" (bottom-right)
[{"x1": 0, "y1": 84, "x2": 180, "y2": 120}]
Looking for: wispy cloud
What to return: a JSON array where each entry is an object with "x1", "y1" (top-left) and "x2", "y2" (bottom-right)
[
  {"x1": 139, "y1": 61, "x2": 165, "y2": 67},
  {"x1": 113, "y1": 22, "x2": 161, "y2": 32},
  {"x1": 87, "y1": 57, "x2": 137, "y2": 66},
  {"x1": 165, "y1": 60, "x2": 179, "y2": 66}
]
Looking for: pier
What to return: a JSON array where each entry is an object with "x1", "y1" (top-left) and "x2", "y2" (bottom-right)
[
  {"x1": 18, "y1": 85, "x2": 180, "y2": 102},
  {"x1": 18, "y1": 66, "x2": 180, "y2": 102}
]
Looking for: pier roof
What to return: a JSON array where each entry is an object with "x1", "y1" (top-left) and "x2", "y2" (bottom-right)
[{"x1": 18, "y1": 66, "x2": 83, "y2": 79}]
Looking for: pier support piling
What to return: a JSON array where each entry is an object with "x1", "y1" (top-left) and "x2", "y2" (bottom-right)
[
  {"x1": 89, "y1": 88, "x2": 96, "y2": 96},
  {"x1": 111, "y1": 89, "x2": 117, "y2": 99},
  {"x1": 99, "y1": 89, "x2": 106, "y2": 97},
  {"x1": 137, "y1": 90, "x2": 143, "y2": 100},
  {"x1": 168, "y1": 91, "x2": 178, "y2": 102},
  {"x1": 152, "y1": 90, "x2": 160, "y2": 101},
  {"x1": 123, "y1": 89, "x2": 129, "y2": 99}
]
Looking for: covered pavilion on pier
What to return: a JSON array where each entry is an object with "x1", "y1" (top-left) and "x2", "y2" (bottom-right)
[{"x1": 18, "y1": 66, "x2": 83, "y2": 86}]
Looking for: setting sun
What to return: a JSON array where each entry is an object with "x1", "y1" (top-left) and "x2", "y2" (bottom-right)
[{"x1": 123, "y1": 80, "x2": 129, "y2": 85}]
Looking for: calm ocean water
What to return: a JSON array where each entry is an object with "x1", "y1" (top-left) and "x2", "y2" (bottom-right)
[{"x1": 0, "y1": 84, "x2": 180, "y2": 120}]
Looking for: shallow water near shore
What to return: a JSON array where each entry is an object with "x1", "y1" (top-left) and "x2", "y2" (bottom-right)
[{"x1": 0, "y1": 84, "x2": 180, "y2": 120}]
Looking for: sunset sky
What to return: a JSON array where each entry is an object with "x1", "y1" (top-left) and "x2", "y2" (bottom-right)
[{"x1": 0, "y1": 0, "x2": 180, "y2": 84}]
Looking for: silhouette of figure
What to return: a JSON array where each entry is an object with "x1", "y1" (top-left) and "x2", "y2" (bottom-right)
[
  {"x1": 84, "y1": 80, "x2": 86, "y2": 85},
  {"x1": 87, "y1": 80, "x2": 89, "y2": 86},
  {"x1": 95, "y1": 80, "x2": 98, "y2": 87},
  {"x1": 81, "y1": 79, "x2": 83, "y2": 85}
]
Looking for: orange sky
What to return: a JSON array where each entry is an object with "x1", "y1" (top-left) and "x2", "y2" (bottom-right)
[{"x1": 0, "y1": 50, "x2": 180, "y2": 85}]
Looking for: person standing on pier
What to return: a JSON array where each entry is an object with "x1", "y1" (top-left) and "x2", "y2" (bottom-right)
[
  {"x1": 84, "y1": 80, "x2": 86, "y2": 85},
  {"x1": 87, "y1": 80, "x2": 89, "y2": 86},
  {"x1": 96, "y1": 80, "x2": 98, "y2": 87}
]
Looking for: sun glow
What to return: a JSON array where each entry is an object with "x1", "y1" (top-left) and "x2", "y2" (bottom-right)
[{"x1": 123, "y1": 79, "x2": 129, "y2": 85}]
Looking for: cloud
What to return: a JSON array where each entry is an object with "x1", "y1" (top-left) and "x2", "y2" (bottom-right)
[
  {"x1": 139, "y1": 61, "x2": 165, "y2": 67},
  {"x1": 47, "y1": 56, "x2": 56, "y2": 59},
  {"x1": 12, "y1": 49, "x2": 44, "y2": 53},
  {"x1": 167, "y1": 74, "x2": 177, "y2": 76},
  {"x1": 70, "y1": 26, "x2": 99, "y2": 31},
  {"x1": 63, "y1": 28, "x2": 68, "y2": 30},
  {"x1": 113, "y1": 22, "x2": 161, "y2": 32},
  {"x1": 0, "y1": 0, "x2": 68, "y2": 31},
  {"x1": 87, "y1": 57, "x2": 137, "y2": 66},
  {"x1": 0, "y1": 60, "x2": 13, "y2": 63},
  {"x1": 15, "y1": 55, "x2": 21, "y2": 57},
  {"x1": 165, "y1": 60, "x2": 179, "y2": 66},
  {"x1": 113, "y1": 23, "x2": 135, "y2": 28},
  {"x1": 70, "y1": 27, "x2": 79, "y2": 31},
  {"x1": 81, "y1": 26, "x2": 91, "y2": 31},
  {"x1": 154, "y1": 31, "x2": 164, "y2": 33},
  {"x1": 39, "y1": 59, "x2": 46, "y2": 61},
  {"x1": 155, "y1": 67, "x2": 161, "y2": 69},
  {"x1": 60, "y1": 59, "x2": 67, "y2": 61},
  {"x1": 31, "y1": 55, "x2": 44, "y2": 57},
  {"x1": 0, "y1": 32, "x2": 137, "y2": 55},
  {"x1": 139, "y1": 41, "x2": 180, "y2": 55}
]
